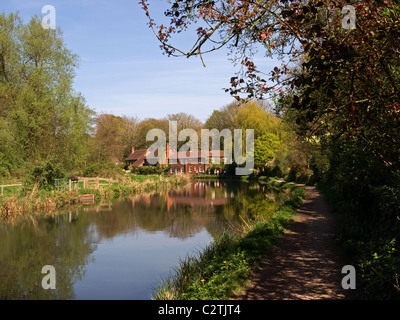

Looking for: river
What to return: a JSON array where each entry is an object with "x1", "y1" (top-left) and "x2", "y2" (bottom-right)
[{"x1": 0, "y1": 180, "x2": 284, "y2": 300}]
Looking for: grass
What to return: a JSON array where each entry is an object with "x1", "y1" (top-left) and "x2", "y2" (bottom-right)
[
  {"x1": 151, "y1": 183, "x2": 306, "y2": 300},
  {"x1": 0, "y1": 185, "x2": 23, "y2": 197}
]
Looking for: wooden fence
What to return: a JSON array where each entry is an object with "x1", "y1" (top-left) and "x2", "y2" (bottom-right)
[
  {"x1": 0, "y1": 184, "x2": 22, "y2": 196},
  {"x1": 73, "y1": 177, "x2": 118, "y2": 191},
  {"x1": 1, "y1": 177, "x2": 117, "y2": 196}
]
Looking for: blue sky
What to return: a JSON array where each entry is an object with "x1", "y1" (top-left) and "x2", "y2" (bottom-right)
[{"x1": 1, "y1": 0, "x2": 278, "y2": 122}]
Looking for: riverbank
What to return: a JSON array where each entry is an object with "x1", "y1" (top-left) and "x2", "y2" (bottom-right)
[
  {"x1": 152, "y1": 181, "x2": 306, "y2": 300},
  {"x1": 0, "y1": 174, "x2": 189, "y2": 224}
]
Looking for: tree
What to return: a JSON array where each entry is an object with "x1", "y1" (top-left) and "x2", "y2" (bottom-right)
[
  {"x1": 140, "y1": 1, "x2": 400, "y2": 169},
  {"x1": 89, "y1": 114, "x2": 123, "y2": 163},
  {"x1": 204, "y1": 100, "x2": 241, "y2": 132},
  {"x1": 234, "y1": 100, "x2": 281, "y2": 138},
  {"x1": 253, "y1": 133, "x2": 280, "y2": 170},
  {"x1": 134, "y1": 118, "x2": 170, "y2": 149},
  {"x1": 0, "y1": 13, "x2": 94, "y2": 175},
  {"x1": 88, "y1": 114, "x2": 140, "y2": 163},
  {"x1": 120, "y1": 115, "x2": 139, "y2": 158},
  {"x1": 165, "y1": 112, "x2": 202, "y2": 131},
  {"x1": 141, "y1": 0, "x2": 400, "y2": 298}
]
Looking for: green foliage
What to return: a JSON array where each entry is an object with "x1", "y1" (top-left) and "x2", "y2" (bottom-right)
[
  {"x1": 253, "y1": 133, "x2": 281, "y2": 169},
  {"x1": 83, "y1": 162, "x2": 124, "y2": 178},
  {"x1": 141, "y1": 0, "x2": 400, "y2": 300},
  {"x1": 130, "y1": 165, "x2": 169, "y2": 175},
  {"x1": 0, "y1": 12, "x2": 94, "y2": 177},
  {"x1": 23, "y1": 156, "x2": 66, "y2": 191},
  {"x1": 234, "y1": 101, "x2": 282, "y2": 139},
  {"x1": 317, "y1": 140, "x2": 400, "y2": 299}
]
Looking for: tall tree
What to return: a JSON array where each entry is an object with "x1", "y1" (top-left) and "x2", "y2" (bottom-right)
[
  {"x1": 204, "y1": 100, "x2": 241, "y2": 132},
  {"x1": 0, "y1": 13, "x2": 94, "y2": 174},
  {"x1": 233, "y1": 100, "x2": 282, "y2": 138},
  {"x1": 134, "y1": 118, "x2": 170, "y2": 149}
]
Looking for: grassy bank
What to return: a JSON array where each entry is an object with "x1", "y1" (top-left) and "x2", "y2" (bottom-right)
[
  {"x1": 0, "y1": 174, "x2": 189, "y2": 224},
  {"x1": 152, "y1": 182, "x2": 306, "y2": 300}
]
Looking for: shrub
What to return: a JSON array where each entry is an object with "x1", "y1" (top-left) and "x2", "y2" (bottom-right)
[
  {"x1": 130, "y1": 165, "x2": 168, "y2": 175},
  {"x1": 83, "y1": 162, "x2": 124, "y2": 178},
  {"x1": 23, "y1": 156, "x2": 66, "y2": 191}
]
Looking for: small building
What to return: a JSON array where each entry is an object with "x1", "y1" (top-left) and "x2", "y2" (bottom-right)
[{"x1": 125, "y1": 147, "x2": 150, "y2": 167}]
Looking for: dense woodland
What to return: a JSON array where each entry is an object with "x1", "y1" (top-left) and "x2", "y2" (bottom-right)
[{"x1": 1, "y1": 0, "x2": 400, "y2": 299}]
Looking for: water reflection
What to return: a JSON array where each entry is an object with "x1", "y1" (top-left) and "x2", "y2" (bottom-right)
[{"x1": 0, "y1": 180, "x2": 285, "y2": 300}]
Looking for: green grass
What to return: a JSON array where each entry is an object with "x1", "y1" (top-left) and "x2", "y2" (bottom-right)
[
  {"x1": 0, "y1": 185, "x2": 23, "y2": 197},
  {"x1": 152, "y1": 183, "x2": 306, "y2": 300}
]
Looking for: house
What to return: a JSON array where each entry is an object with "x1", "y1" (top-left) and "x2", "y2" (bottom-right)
[
  {"x1": 125, "y1": 147, "x2": 149, "y2": 167},
  {"x1": 125, "y1": 144, "x2": 225, "y2": 175},
  {"x1": 167, "y1": 150, "x2": 224, "y2": 175}
]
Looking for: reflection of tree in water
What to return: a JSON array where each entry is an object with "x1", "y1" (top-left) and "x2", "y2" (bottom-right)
[
  {"x1": 90, "y1": 181, "x2": 288, "y2": 240},
  {"x1": 91, "y1": 181, "x2": 246, "y2": 240},
  {"x1": 0, "y1": 211, "x2": 97, "y2": 300},
  {"x1": 0, "y1": 180, "x2": 290, "y2": 299}
]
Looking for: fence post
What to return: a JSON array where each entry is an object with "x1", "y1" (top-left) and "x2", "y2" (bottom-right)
[{"x1": 69, "y1": 179, "x2": 72, "y2": 192}]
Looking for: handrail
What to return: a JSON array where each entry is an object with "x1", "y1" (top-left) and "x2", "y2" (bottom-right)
[{"x1": 0, "y1": 184, "x2": 22, "y2": 196}]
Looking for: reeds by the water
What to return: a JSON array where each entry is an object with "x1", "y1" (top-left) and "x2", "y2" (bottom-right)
[{"x1": 0, "y1": 174, "x2": 189, "y2": 224}]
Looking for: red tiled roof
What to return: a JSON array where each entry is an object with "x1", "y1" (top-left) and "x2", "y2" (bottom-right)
[
  {"x1": 126, "y1": 149, "x2": 148, "y2": 161},
  {"x1": 131, "y1": 157, "x2": 146, "y2": 167}
]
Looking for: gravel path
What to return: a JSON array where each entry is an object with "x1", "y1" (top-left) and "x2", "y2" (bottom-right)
[{"x1": 234, "y1": 185, "x2": 357, "y2": 300}]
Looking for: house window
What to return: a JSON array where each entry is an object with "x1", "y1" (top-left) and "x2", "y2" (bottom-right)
[
  {"x1": 189, "y1": 166, "x2": 192, "y2": 173},
  {"x1": 170, "y1": 168, "x2": 174, "y2": 174},
  {"x1": 181, "y1": 167, "x2": 184, "y2": 173},
  {"x1": 199, "y1": 165, "x2": 203, "y2": 172},
  {"x1": 175, "y1": 168, "x2": 179, "y2": 174}
]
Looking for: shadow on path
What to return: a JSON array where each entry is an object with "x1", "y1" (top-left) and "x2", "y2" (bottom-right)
[{"x1": 234, "y1": 185, "x2": 356, "y2": 300}]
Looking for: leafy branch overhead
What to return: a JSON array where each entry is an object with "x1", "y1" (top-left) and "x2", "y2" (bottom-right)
[{"x1": 140, "y1": 0, "x2": 400, "y2": 169}]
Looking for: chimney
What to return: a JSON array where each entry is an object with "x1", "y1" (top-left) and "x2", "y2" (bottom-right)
[
  {"x1": 166, "y1": 142, "x2": 169, "y2": 166},
  {"x1": 131, "y1": 146, "x2": 135, "y2": 154}
]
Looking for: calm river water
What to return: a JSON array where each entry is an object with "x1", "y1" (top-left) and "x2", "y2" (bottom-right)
[{"x1": 0, "y1": 180, "x2": 283, "y2": 300}]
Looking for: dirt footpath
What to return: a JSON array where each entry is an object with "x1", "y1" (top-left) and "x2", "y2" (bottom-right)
[{"x1": 234, "y1": 185, "x2": 356, "y2": 300}]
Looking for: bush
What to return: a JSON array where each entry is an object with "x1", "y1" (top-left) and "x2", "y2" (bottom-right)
[
  {"x1": 83, "y1": 162, "x2": 124, "y2": 178},
  {"x1": 130, "y1": 165, "x2": 168, "y2": 175},
  {"x1": 23, "y1": 157, "x2": 66, "y2": 191},
  {"x1": 317, "y1": 140, "x2": 400, "y2": 299}
]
